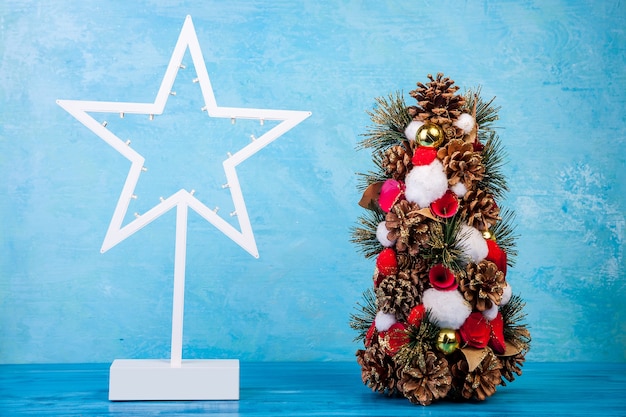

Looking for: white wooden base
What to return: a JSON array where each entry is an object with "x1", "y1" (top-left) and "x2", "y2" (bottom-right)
[{"x1": 108, "y1": 359, "x2": 239, "y2": 401}]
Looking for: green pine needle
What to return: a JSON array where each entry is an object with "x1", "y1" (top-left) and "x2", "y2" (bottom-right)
[
  {"x1": 500, "y1": 294, "x2": 531, "y2": 353},
  {"x1": 358, "y1": 92, "x2": 411, "y2": 152},
  {"x1": 491, "y1": 207, "x2": 519, "y2": 267},
  {"x1": 356, "y1": 151, "x2": 388, "y2": 192},
  {"x1": 464, "y1": 86, "x2": 501, "y2": 142},
  {"x1": 350, "y1": 208, "x2": 386, "y2": 259},
  {"x1": 478, "y1": 132, "x2": 509, "y2": 201},
  {"x1": 423, "y1": 216, "x2": 467, "y2": 275},
  {"x1": 394, "y1": 312, "x2": 439, "y2": 368},
  {"x1": 349, "y1": 288, "x2": 378, "y2": 343}
]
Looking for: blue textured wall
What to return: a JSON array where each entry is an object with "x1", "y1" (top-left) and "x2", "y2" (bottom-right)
[{"x1": 1, "y1": 0, "x2": 624, "y2": 364}]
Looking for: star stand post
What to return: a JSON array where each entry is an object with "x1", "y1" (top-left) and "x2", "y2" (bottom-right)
[{"x1": 57, "y1": 16, "x2": 310, "y2": 401}]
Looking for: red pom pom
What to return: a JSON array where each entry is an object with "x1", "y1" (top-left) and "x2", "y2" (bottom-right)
[
  {"x1": 473, "y1": 140, "x2": 485, "y2": 152},
  {"x1": 378, "y1": 179, "x2": 404, "y2": 212},
  {"x1": 380, "y1": 323, "x2": 409, "y2": 355},
  {"x1": 488, "y1": 312, "x2": 506, "y2": 354},
  {"x1": 407, "y1": 304, "x2": 426, "y2": 327},
  {"x1": 376, "y1": 248, "x2": 398, "y2": 276},
  {"x1": 428, "y1": 264, "x2": 458, "y2": 291},
  {"x1": 430, "y1": 189, "x2": 459, "y2": 218},
  {"x1": 459, "y1": 312, "x2": 491, "y2": 349},
  {"x1": 485, "y1": 239, "x2": 507, "y2": 276},
  {"x1": 411, "y1": 146, "x2": 438, "y2": 166}
]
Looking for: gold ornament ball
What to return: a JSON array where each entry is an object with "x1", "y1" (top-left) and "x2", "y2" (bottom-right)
[
  {"x1": 482, "y1": 229, "x2": 495, "y2": 240},
  {"x1": 436, "y1": 329, "x2": 460, "y2": 354},
  {"x1": 416, "y1": 123, "x2": 445, "y2": 147}
]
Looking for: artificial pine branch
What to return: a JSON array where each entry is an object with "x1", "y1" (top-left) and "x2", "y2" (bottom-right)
[
  {"x1": 394, "y1": 312, "x2": 439, "y2": 369},
  {"x1": 490, "y1": 207, "x2": 519, "y2": 267},
  {"x1": 423, "y1": 216, "x2": 466, "y2": 275},
  {"x1": 478, "y1": 132, "x2": 509, "y2": 201},
  {"x1": 464, "y1": 86, "x2": 500, "y2": 142},
  {"x1": 358, "y1": 92, "x2": 411, "y2": 152},
  {"x1": 349, "y1": 288, "x2": 378, "y2": 343},
  {"x1": 350, "y1": 208, "x2": 386, "y2": 258},
  {"x1": 356, "y1": 151, "x2": 388, "y2": 192},
  {"x1": 500, "y1": 294, "x2": 531, "y2": 353}
]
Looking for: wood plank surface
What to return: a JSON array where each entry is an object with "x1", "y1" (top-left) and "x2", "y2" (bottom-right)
[{"x1": 1, "y1": 362, "x2": 625, "y2": 416}]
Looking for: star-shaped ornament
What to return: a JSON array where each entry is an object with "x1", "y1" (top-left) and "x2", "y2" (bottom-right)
[{"x1": 57, "y1": 15, "x2": 311, "y2": 258}]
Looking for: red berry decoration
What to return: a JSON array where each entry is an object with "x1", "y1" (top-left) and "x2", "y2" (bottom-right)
[
  {"x1": 407, "y1": 304, "x2": 426, "y2": 327},
  {"x1": 376, "y1": 247, "x2": 398, "y2": 276}
]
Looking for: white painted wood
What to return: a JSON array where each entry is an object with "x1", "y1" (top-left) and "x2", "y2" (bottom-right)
[{"x1": 108, "y1": 359, "x2": 239, "y2": 401}]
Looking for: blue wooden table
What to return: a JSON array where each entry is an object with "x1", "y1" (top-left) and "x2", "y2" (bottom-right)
[{"x1": 1, "y1": 362, "x2": 625, "y2": 416}]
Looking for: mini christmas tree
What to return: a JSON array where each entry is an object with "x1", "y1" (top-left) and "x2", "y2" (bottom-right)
[{"x1": 350, "y1": 73, "x2": 530, "y2": 405}]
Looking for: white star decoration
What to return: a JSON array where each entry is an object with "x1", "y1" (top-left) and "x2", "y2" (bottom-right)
[
  {"x1": 57, "y1": 15, "x2": 311, "y2": 259},
  {"x1": 57, "y1": 15, "x2": 311, "y2": 368}
]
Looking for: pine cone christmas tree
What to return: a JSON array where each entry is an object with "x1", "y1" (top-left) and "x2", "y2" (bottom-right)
[{"x1": 350, "y1": 73, "x2": 530, "y2": 406}]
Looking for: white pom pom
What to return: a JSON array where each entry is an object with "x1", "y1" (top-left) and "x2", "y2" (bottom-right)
[
  {"x1": 500, "y1": 283, "x2": 512, "y2": 306},
  {"x1": 457, "y1": 224, "x2": 488, "y2": 263},
  {"x1": 482, "y1": 303, "x2": 499, "y2": 321},
  {"x1": 375, "y1": 311, "x2": 397, "y2": 332},
  {"x1": 376, "y1": 221, "x2": 396, "y2": 247},
  {"x1": 450, "y1": 182, "x2": 467, "y2": 197},
  {"x1": 453, "y1": 113, "x2": 475, "y2": 134},
  {"x1": 422, "y1": 288, "x2": 472, "y2": 329},
  {"x1": 404, "y1": 120, "x2": 424, "y2": 141},
  {"x1": 404, "y1": 160, "x2": 448, "y2": 208}
]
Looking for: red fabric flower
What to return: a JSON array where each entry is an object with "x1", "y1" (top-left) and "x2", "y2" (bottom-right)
[
  {"x1": 376, "y1": 248, "x2": 398, "y2": 276},
  {"x1": 485, "y1": 239, "x2": 507, "y2": 276},
  {"x1": 459, "y1": 312, "x2": 491, "y2": 349},
  {"x1": 411, "y1": 146, "x2": 438, "y2": 166},
  {"x1": 488, "y1": 312, "x2": 506, "y2": 354},
  {"x1": 407, "y1": 304, "x2": 426, "y2": 327},
  {"x1": 378, "y1": 179, "x2": 405, "y2": 212},
  {"x1": 379, "y1": 323, "x2": 409, "y2": 355},
  {"x1": 430, "y1": 189, "x2": 459, "y2": 218},
  {"x1": 428, "y1": 264, "x2": 458, "y2": 291}
]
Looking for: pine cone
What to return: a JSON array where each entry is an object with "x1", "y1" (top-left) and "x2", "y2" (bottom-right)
[
  {"x1": 459, "y1": 188, "x2": 500, "y2": 231},
  {"x1": 499, "y1": 352, "x2": 525, "y2": 386},
  {"x1": 356, "y1": 342, "x2": 400, "y2": 395},
  {"x1": 382, "y1": 145, "x2": 412, "y2": 181},
  {"x1": 409, "y1": 73, "x2": 465, "y2": 125},
  {"x1": 437, "y1": 139, "x2": 485, "y2": 189},
  {"x1": 397, "y1": 351, "x2": 452, "y2": 405},
  {"x1": 397, "y1": 255, "x2": 430, "y2": 293},
  {"x1": 460, "y1": 260, "x2": 506, "y2": 311},
  {"x1": 385, "y1": 200, "x2": 431, "y2": 256},
  {"x1": 376, "y1": 275, "x2": 420, "y2": 321},
  {"x1": 450, "y1": 350, "x2": 502, "y2": 401}
]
